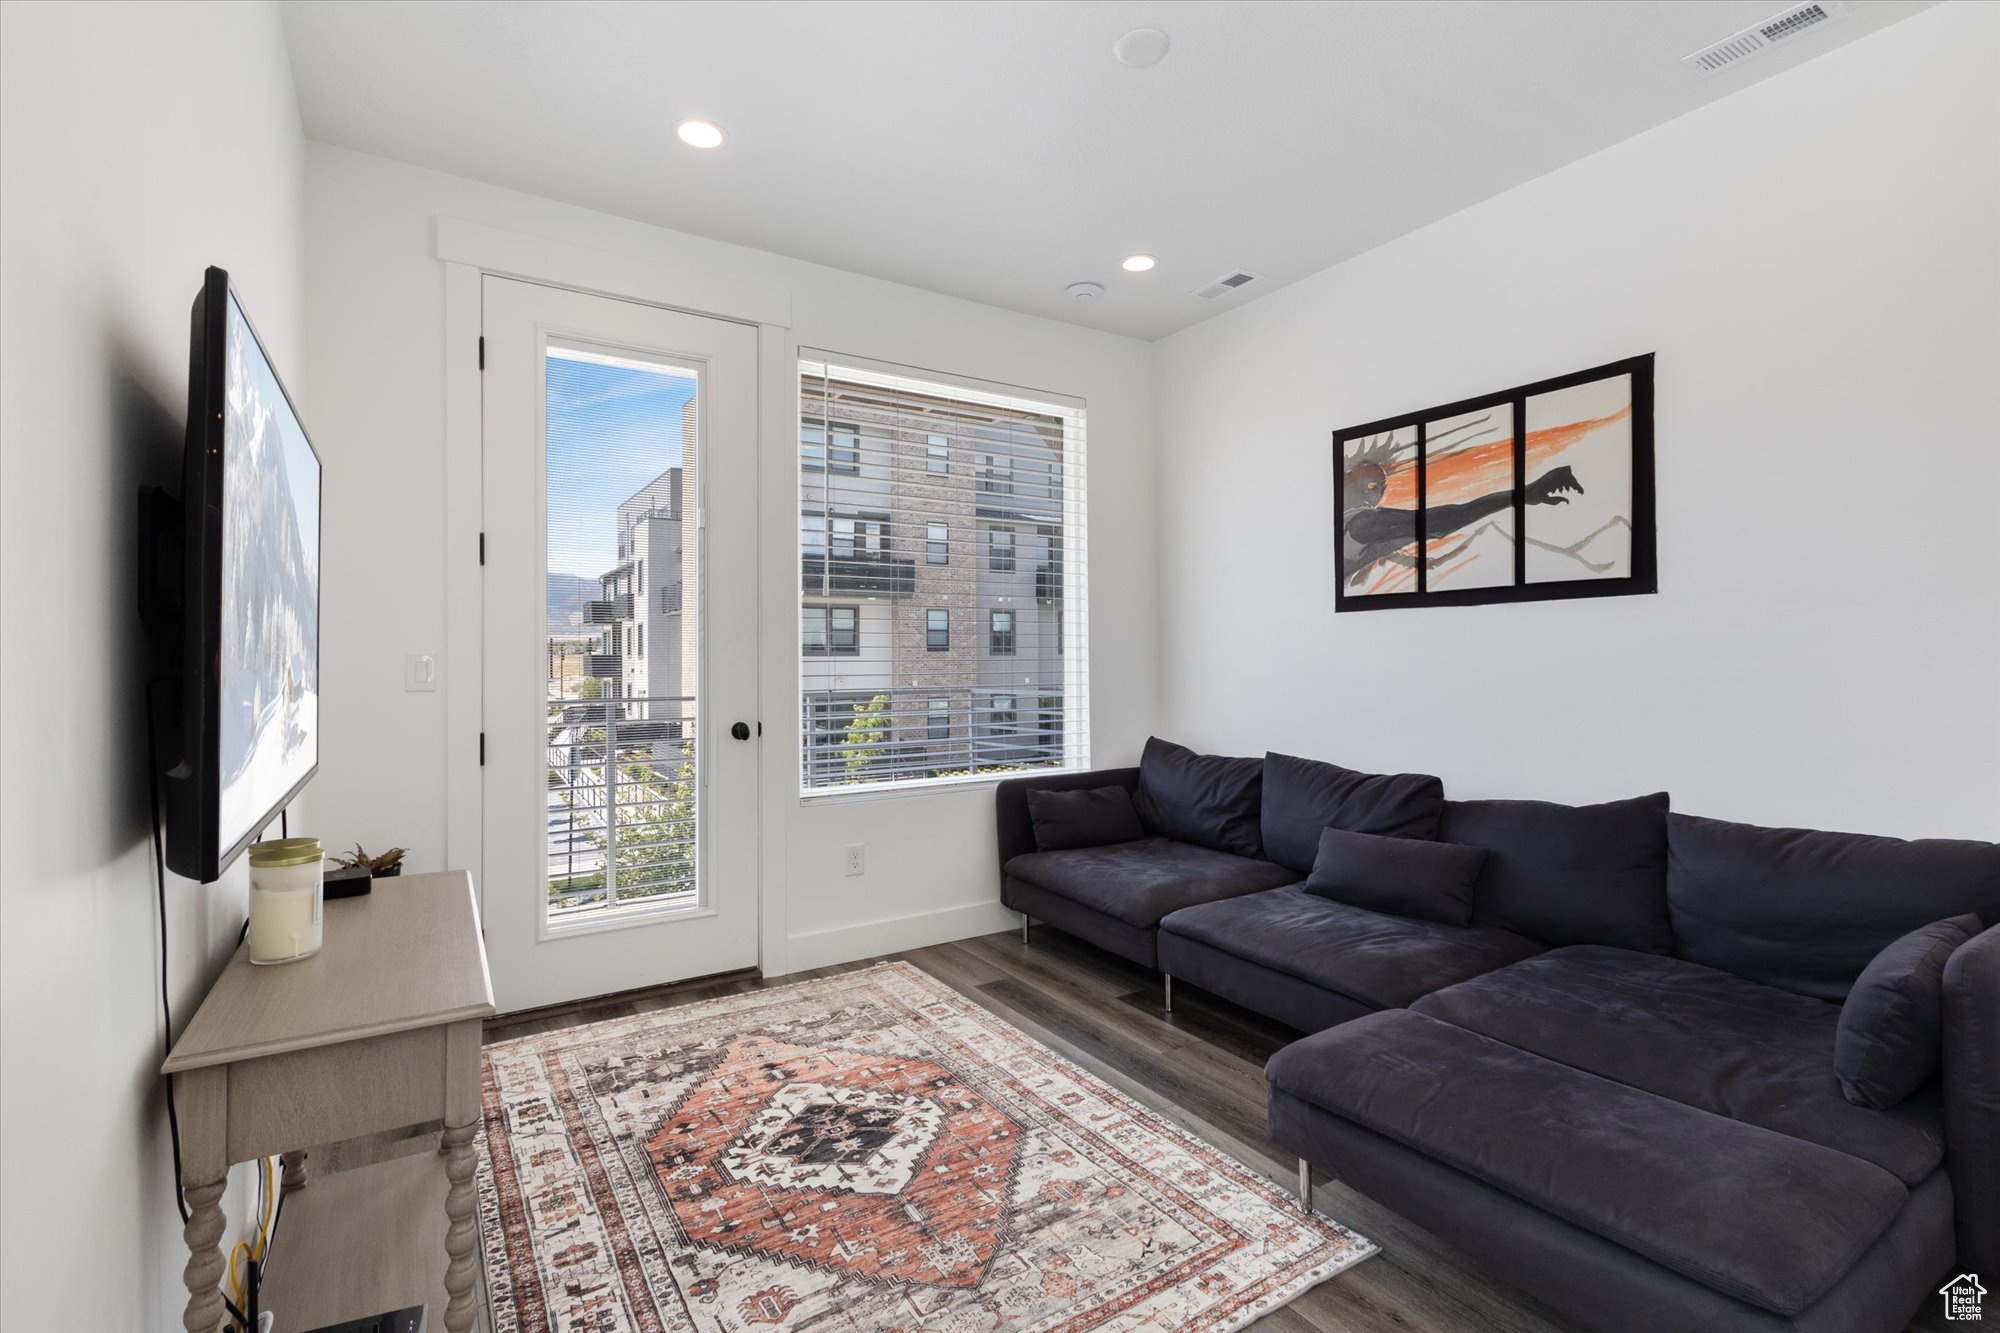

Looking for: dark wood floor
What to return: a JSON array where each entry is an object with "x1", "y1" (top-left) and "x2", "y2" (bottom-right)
[{"x1": 347, "y1": 924, "x2": 1951, "y2": 1331}]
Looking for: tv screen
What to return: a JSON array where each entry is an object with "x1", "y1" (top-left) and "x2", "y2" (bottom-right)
[
  {"x1": 155, "y1": 267, "x2": 321, "y2": 882},
  {"x1": 216, "y1": 284, "x2": 320, "y2": 855}
]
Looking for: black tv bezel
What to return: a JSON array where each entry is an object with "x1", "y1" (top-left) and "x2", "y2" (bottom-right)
[{"x1": 168, "y1": 265, "x2": 322, "y2": 883}]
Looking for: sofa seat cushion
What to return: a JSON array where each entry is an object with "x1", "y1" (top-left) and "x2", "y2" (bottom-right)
[
  {"x1": 1410, "y1": 946, "x2": 1945, "y2": 1184},
  {"x1": 1159, "y1": 884, "x2": 1543, "y2": 1011},
  {"x1": 1266, "y1": 1010, "x2": 1909, "y2": 1316},
  {"x1": 1003, "y1": 837, "x2": 1299, "y2": 929}
]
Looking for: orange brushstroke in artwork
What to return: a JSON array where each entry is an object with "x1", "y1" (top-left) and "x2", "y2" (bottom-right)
[
  {"x1": 1375, "y1": 405, "x2": 1630, "y2": 509},
  {"x1": 1366, "y1": 562, "x2": 1419, "y2": 597},
  {"x1": 1429, "y1": 552, "x2": 1482, "y2": 587}
]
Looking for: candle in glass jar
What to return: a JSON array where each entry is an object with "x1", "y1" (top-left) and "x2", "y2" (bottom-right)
[{"x1": 247, "y1": 836, "x2": 325, "y2": 965}]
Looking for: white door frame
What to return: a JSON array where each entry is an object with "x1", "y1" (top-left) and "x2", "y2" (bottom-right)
[{"x1": 437, "y1": 218, "x2": 797, "y2": 993}]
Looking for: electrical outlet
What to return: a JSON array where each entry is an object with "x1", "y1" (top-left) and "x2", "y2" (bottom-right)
[{"x1": 844, "y1": 844, "x2": 866, "y2": 877}]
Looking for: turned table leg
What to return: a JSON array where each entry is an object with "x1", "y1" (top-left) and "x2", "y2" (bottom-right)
[
  {"x1": 173, "y1": 1066, "x2": 229, "y2": 1333},
  {"x1": 281, "y1": 1149, "x2": 309, "y2": 1190},
  {"x1": 442, "y1": 1121, "x2": 478, "y2": 1333},
  {"x1": 181, "y1": 1177, "x2": 229, "y2": 1333}
]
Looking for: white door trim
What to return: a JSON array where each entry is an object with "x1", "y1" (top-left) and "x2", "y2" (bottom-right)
[
  {"x1": 439, "y1": 221, "x2": 794, "y2": 975},
  {"x1": 442, "y1": 260, "x2": 484, "y2": 908}
]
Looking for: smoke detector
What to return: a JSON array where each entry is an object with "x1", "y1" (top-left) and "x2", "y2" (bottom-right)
[
  {"x1": 1191, "y1": 269, "x2": 1264, "y2": 301},
  {"x1": 1681, "y1": 1, "x2": 1848, "y2": 75},
  {"x1": 1064, "y1": 281, "x2": 1104, "y2": 301}
]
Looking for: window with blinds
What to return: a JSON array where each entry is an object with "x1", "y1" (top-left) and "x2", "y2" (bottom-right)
[{"x1": 799, "y1": 354, "x2": 1088, "y2": 793}]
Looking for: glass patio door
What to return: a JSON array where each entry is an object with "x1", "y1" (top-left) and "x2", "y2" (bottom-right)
[{"x1": 480, "y1": 276, "x2": 759, "y2": 1012}]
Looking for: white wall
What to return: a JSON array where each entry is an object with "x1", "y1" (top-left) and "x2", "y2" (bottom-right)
[
  {"x1": 300, "y1": 145, "x2": 1158, "y2": 984},
  {"x1": 0, "y1": 2, "x2": 304, "y2": 1325},
  {"x1": 1152, "y1": 2, "x2": 2000, "y2": 840}
]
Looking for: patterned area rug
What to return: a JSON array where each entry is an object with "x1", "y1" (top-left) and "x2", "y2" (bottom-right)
[{"x1": 476, "y1": 961, "x2": 1374, "y2": 1331}]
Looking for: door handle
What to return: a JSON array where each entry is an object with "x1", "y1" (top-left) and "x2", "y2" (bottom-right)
[{"x1": 730, "y1": 721, "x2": 752, "y2": 741}]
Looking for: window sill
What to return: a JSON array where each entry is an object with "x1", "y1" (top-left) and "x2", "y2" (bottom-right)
[{"x1": 797, "y1": 766, "x2": 1087, "y2": 808}]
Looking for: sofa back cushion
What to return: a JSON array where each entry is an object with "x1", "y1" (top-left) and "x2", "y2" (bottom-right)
[
  {"x1": 1303, "y1": 827, "x2": 1487, "y2": 926},
  {"x1": 1024, "y1": 785, "x2": 1146, "y2": 853},
  {"x1": 1133, "y1": 737, "x2": 1264, "y2": 859},
  {"x1": 1835, "y1": 914, "x2": 1982, "y2": 1109},
  {"x1": 1667, "y1": 813, "x2": 2000, "y2": 1001},
  {"x1": 1446, "y1": 792, "x2": 1673, "y2": 953},
  {"x1": 1260, "y1": 751, "x2": 1444, "y2": 874}
]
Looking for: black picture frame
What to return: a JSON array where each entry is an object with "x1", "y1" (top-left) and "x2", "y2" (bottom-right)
[{"x1": 1331, "y1": 353, "x2": 1656, "y2": 613}]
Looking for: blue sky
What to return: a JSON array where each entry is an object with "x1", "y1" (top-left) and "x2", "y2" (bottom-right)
[{"x1": 546, "y1": 349, "x2": 696, "y2": 578}]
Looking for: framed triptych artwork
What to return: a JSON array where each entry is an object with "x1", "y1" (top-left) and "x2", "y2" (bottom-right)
[{"x1": 1332, "y1": 354, "x2": 1656, "y2": 612}]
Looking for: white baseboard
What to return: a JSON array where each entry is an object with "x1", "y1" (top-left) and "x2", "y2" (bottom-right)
[{"x1": 781, "y1": 899, "x2": 1019, "y2": 975}]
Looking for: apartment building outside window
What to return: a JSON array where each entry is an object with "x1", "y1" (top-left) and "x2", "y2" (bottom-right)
[
  {"x1": 989, "y1": 527, "x2": 1015, "y2": 572},
  {"x1": 989, "y1": 609, "x2": 1015, "y2": 655},
  {"x1": 802, "y1": 605, "x2": 859, "y2": 655},
  {"x1": 802, "y1": 420, "x2": 859, "y2": 472},
  {"x1": 798, "y1": 353, "x2": 1088, "y2": 792}
]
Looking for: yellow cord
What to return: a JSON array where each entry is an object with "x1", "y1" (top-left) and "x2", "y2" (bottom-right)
[
  {"x1": 221, "y1": 1158, "x2": 281, "y2": 1327},
  {"x1": 227, "y1": 1240, "x2": 250, "y2": 1312}
]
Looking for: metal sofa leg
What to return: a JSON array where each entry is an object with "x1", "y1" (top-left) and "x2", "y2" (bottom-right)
[
  {"x1": 1297, "y1": 1157, "x2": 1312, "y2": 1211},
  {"x1": 1163, "y1": 973, "x2": 1174, "y2": 1013},
  {"x1": 1021, "y1": 914, "x2": 1031, "y2": 945}
]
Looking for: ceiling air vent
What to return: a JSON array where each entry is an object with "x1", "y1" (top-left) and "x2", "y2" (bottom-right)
[
  {"x1": 1682, "y1": 1, "x2": 1848, "y2": 74},
  {"x1": 1192, "y1": 270, "x2": 1264, "y2": 301}
]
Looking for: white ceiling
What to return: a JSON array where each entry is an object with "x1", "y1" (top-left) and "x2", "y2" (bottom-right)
[{"x1": 280, "y1": 0, "x2": 1933, "y2": 341}]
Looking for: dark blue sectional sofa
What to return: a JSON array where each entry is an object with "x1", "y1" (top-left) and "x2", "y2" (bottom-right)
[{"x1": 995, "y1": 739, "x2": 2000, "y2": 1333}]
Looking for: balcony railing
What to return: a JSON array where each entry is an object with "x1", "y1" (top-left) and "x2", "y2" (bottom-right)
[
  {"x1": 587, "y1": 593, "x2": 634, "y2": 624},
  {"x1": 546, "y1": 694, "x2": 698, "y2": 920},
  {"x1": 800, "y1": 552, "x2": 917, "y2": 598},
  {"x1": 801, "y1": 684, "x2": 1069, "y2": 790}
]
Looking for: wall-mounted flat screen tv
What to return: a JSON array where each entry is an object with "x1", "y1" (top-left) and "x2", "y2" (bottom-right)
[{"x1": 156, "y1": 267, "x2": 321, "y2": 882}]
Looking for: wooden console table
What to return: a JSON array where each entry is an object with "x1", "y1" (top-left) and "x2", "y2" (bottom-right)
[{"x1": 163, "y1": 870, "x2": 495, "y2": 1333}]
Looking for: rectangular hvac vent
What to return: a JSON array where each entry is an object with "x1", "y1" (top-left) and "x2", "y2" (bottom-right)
[
  {"x1": 1192, "y1": 270, "x2": 1264, "y2": 300},
  {"x1": 1681, "y1": 1, "x2": 1846, "y2": 74}
]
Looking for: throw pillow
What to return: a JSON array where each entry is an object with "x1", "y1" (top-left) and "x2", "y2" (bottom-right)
[
  {"x1": 1835, "y1": 914, "x2": 1982, "y2": 1109},
  {"x1": 1024, "y1": 785, "x2": 1146, "y2": 853},
  {"x1": 1303, "y1": 826, "x2": 1487, "y2": 926}
]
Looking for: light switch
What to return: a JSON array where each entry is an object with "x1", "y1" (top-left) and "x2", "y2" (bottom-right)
[{"x1": 404, "y1": 652, "x2": 439, "y2": 692}]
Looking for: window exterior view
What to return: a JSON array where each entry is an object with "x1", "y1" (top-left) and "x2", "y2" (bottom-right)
[
  {"x1": 545, "y1": 350, "x2": 702, "y2": 920},
  {"x1": 798, "y1": 358, "x2": 1087, "y2": 791}
]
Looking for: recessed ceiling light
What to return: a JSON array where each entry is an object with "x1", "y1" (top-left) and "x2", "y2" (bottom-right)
[
  {"x1": 1114, "y1": 28, "x2": 1171, "y2": 69},
  {"x1": 675, "y1": 118, "x2": 726, "y2": 149},
  {"x1": 1121, "y1": 254, "x2": 1157, "y2": 273}
]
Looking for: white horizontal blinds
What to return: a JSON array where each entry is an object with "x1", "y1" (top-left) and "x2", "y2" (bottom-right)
[{"x1": 799, "y1": 354, "x2": 1088, "y2": 793}]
